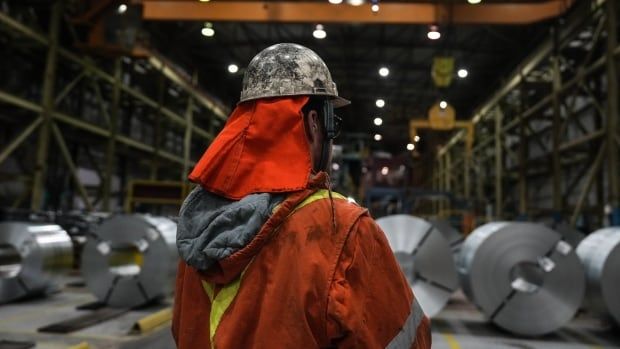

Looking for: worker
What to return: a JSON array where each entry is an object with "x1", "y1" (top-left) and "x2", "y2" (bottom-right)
[{"x1": 172, "y1": 43, "x2": 431, "y2": 348}]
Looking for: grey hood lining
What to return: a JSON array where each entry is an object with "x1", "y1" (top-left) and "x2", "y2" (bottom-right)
[{"x1": 176, "y1": 186, "x2": 284, "y2": 271}]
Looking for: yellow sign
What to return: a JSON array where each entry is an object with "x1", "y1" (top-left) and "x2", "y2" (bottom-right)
[
  {"x1": 428, "y1": 103, "x2": 456, "y2": 129},
  {"x1": 432, "y1": 56, "x2": 455, "y2": 87}
]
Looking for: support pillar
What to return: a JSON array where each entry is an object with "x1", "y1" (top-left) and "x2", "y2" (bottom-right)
[
  {"x1": 607, "y1": 0, "x2": 620, "y2": 225},
  {"x1": 551, "y1": 23, "x2": 564, "y2": 221},
  {"x1": 182, "y1": 73, "x2": 196, "y2": 182},
  {"x1": 518, "y1": 86, "x2": 528, "y2": 218},
  {"x1": 495, "y1": 108, "x2": 503, "y2": 218},
  {"x1": 103, "y1": 58, "x2": 121, "y2": 211},
  {"x1": 31, "y1": 1, "x2": 62, "y2": 210}
]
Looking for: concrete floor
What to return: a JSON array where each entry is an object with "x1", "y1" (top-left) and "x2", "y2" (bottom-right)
[
  {"x1": 431, "y1": 292, "x2": 620, "y2": 349},
  {"x1": 0, "y1": 283, "x2": 175, "y2": 349},
  {"x1": 0, "y1": 282, "x2": 618, "y2": 348}
]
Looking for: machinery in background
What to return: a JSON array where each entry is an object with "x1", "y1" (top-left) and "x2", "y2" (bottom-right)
[
  {"x1": 376, "y1": 215, "x2": 459, "y2": 317},
  {"x1": 577, "y1": 228, "x2": 620, "y2": 327},
  {"x1": 457, "y1": 222, "x2": 585, "y2": 336},
  {"x1": 81, "y1": 214, "x2": 177, "y2": 308},
  {"x1": 0, "y1": 222, "x2": 73, "y2": 303}
]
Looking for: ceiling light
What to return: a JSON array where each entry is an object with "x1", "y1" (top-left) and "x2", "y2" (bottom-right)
[
  {"x1": 313, "y1": 24, "x2": 327, "y2": 39},
  {"x1": 373, "y1": 117, "x2": 383, "y2": 126},
  {"x1": 199, "y1": 0, "x2": 211, "y2": 2},
  {"x1": 457, "y1": 68, "x2": 468, "y2": 78},
  {"x1": 228, "y1": 64, "x2": 239, "y2": 74},
  {"x1": 202, "y1": 22, "x2": 215, "y2": 37},
  {"x1": 439, "y1": 100, "x2": 448, "y2": 109},
  {"x1": 347, "y1": 0, "x2": 365, "y2": 5},
  {"x1": 414, "y1": 135, "x2": 420, "y2": 142},
  {"x1": 407, "y1": 143, "x2": 415, "y2": 151},
  {"x1": 375, "y1": 99, "x2": 385, "y2": 108},
  {"x1": 467, "y1": 0, "x2": 482, "y2": 4},
  {"x1": 332, "y1": 163, "x2": 340, "y2": 171},
  {"x1": 381, "y1": 166, "x2": 389, "y2": 175},
  {"x1": 329, "y1": 0, "x2": 343, "y2": 3},
  {"x1": 371, "y1": 4, "x2": 379, "y2": 12},
  {"x1": 374, "y1": 134, "x2": 382, "y2": 141},
  {"x1": 117, "y1": 4, "x2": 128, "y2": 14},
  {"x1": 378, "y1": 67, "x2": 389, "y2": 77},
  {"x1": 427, "y1": 25, "x2": 441, "y2": 40}
]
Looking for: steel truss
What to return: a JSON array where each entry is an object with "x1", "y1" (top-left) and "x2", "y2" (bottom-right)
[
  {"x1": 0, "y1": 2, "x2": 229, "y2": 211},
  {"x1": 434, "y1": 0, "x2": 620, "y2": 228}
]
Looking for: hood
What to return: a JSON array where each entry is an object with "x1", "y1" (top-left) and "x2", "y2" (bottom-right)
[
  {"x1": 177, "y1": 186, "x2": 284, "y2": 274},
  {"x1": 177, "y1": 173, "x2": 330, "y2": 284},
  {"x1": 188, "y1": 96, "x2": 312, "y2": 200}
]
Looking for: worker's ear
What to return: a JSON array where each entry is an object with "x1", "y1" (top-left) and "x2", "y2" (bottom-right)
[{"x1": 305, "y1": 109, "x2": 320, "y2": 143}]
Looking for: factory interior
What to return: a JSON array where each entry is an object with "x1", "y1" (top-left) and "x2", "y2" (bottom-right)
[{"x1": 0, "y1": 0, "x2": 620, "y2": 348}]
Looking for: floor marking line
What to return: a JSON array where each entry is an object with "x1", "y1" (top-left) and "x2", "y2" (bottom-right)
[{"x1": 442, "y1": 333, "x2": 461, "y2": 349}]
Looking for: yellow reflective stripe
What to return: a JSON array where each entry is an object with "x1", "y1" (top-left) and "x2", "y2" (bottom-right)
[
  {"x1": 273, "y1": 189, "x2": 347, "y2": 214},
  {"x1": 201, "y1": 280, "x2": 214, "y2": 302},
  {"x1": 209, "y1": 274, "x2": 244, "y2": 344},
  {"x1": 295, "y1": 189, "x2": 346, "y2": 212},
  {"x1": 201, "y1": 189, "x2": 346, "y2": 346}
]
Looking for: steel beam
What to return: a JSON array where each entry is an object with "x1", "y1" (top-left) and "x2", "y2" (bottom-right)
[
  {"x1": 140, "y1": 1, "x2": 574, "y2": 25},
  {"x1": 51, "y1": 122, "x2": 94, "y2": 211},
  {"x1": 0, "y1": 117, "x2": 43, "y2": 167},
  {"x1": 182, "y1": 75, "x2": 196, "y2": 182},
  {"x1": 148, "y1": 55, "x2": 227, "y2": 121},
  {"x1": 606, "y1": 0, "x2": 620, "y2": 224},
  {"x1": 102, "y1": 59, "x2": 121, "y2": 211},
  {"x1": 495, "y1": 107, "x2": 503, "y2": 218},
  {"x1": 518, "y1": 89, "x2": 528, "y2": 216},
  {"x1": 31, "y1": 1, "x2": 62, "y2": 210},
  {"x1": 0, "y1": 9, "x2": 221, "y2": 141},
  {"x1": 0, "y1": 89, "x2": 188, "y2": 164},
  {"x1": 570, "y1": 142, "x2": 607, "y2": 226},
  {"x1": 54, "y1": 70, "x2": 86, "y2": 106},
  {"x1": 551, "y1": 24, "x2": 563, "y2": 215}
]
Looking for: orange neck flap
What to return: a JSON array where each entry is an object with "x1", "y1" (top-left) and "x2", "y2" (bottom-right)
[{"x1": 188, "y1": 96, "x2": 312, "y2": 200}]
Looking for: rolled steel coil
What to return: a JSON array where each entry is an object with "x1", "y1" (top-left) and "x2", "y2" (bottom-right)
[
  {"x1": 457, "y1": 222, "x2": 585, "y2": 336},
  {"x1": 376, "y1": 215, "x2": 459, "y2": 317},
  {"x1": 576, "y1": 228, "x2": 620, "y2": 325},
  {"x1": 430, "y1": 219, "x2": 464, "y2": 254},
  {"x1": 539, "y1": 218, "x2": 585, "y2": 247},
  {"x1": 0, "y1": 222, "x2": 73, "y2": 303},
  {"x1": 81, "y1": 215, "x2": 177, "y2": 308}
]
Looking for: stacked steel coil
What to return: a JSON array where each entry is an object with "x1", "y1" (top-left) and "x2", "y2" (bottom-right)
[
  {"x1": 457, "y1": 222, "x2": 585, "y2": 336},
  {"x1": 376, "y1": 214, "x2": 459, "y2": 317},
  {"x1": 0, "y1": 222, "x2": 73, "y2": 303},
  {"x1": 81, "y1": 215, "x2": 177, "y2": 308},
  {"x1": 576, "y1": 228, "x2": 620, "y2": 325}
]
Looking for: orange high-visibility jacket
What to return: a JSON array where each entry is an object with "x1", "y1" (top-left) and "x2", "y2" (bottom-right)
[{"x1": 172, "y1": 178, "x2": 431, "y2": 348}]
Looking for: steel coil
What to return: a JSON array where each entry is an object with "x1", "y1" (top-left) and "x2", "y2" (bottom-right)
[
  {"x1": 376, "y1": 215, "x2": 459, "y2": 317},
  {"x1": 81, "y1": 215, "x2": 177, "y2": 308},
  {"x1": 457, "y1": 222, "x2": 585, "y2": 336},
  {"x1": 0, "y1": 222, "x2": 73, "y2": 303},
  {"x1": 430, "y1": 219, "x2": 464, "y2": 254},
  {"x1": 539, "y1": 218, "x2": 586, "y2": 247},
  {"x1": 576, "y1": 228, "x2": 620, "y2": 325}
]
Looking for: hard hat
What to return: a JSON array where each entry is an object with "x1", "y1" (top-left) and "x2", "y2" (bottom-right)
[{"x1": 239, "y1": 43, "x2": 350, "y2": 108}]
